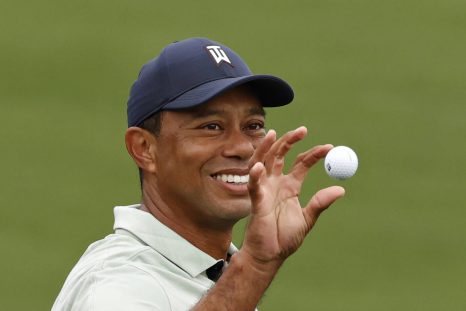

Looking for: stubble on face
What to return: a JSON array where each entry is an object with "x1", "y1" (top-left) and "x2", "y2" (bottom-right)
[{"x1": 146, "y1": 86, "x2": 266, "y2": 230}]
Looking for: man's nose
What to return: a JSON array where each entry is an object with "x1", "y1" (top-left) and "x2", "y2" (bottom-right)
[{"x1": 221, "y1": 130, "x2": 255, "y2": 160}]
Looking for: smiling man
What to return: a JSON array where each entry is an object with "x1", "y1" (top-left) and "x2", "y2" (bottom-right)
[{"x1": 52, "y1": 38, "x2": 345, "y2": 310}]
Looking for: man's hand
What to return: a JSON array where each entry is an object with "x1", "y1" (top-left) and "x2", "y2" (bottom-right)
[
  {"x1": 242, "y1": 127, "x2": 345, "y2": 268},
  {"x1": 193, "y1": 127, "x2": 345, "y2": 311}
]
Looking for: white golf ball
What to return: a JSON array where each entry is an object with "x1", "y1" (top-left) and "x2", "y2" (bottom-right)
[{"x1": 324, "y1": 146, "x2": 358, "y2": 180}]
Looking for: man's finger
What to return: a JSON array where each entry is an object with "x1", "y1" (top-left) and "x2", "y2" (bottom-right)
[
  {"x1": 247, "y1": 162, "x2": 266, "y2": 214},
  {"x1": 248, "y1": 130, "x2": 276, "y2": 169},
  {"x1": 302, "y1": 186, "x2": 345, "y2": 229},
  {"x1": 289, "y1": 144, "x2": 333, "y2": 182},
  {"x1": 265, "y1": 127, "x2": 307, "y2": 175}
]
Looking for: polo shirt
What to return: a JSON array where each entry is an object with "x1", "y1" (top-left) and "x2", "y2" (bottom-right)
[{"x1": 52, "y1": 204, "x2": 238, "y2": 311}]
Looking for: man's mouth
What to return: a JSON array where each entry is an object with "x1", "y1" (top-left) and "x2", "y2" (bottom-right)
[{"x1": 211, "y1": 174, "x2": 249, "y2": 185}]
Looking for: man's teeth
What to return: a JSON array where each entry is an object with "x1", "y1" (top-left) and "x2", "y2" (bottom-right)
[{"x1": 214, "y1": 174, "x2": 249, "y2": 184}]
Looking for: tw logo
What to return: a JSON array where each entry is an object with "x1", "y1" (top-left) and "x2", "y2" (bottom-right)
[{"x1": 206, "y1": 45, "x2": 232, "y2": 66}]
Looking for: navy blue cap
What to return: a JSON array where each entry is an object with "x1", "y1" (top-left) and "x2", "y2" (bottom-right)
[{"x1": 127, "y1": 37, "x2": 294, "y2": 127}]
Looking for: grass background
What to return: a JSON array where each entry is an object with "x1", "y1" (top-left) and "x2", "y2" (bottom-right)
[{"x1": 1, "y1": 0, "x2": 465, "y2": 309}]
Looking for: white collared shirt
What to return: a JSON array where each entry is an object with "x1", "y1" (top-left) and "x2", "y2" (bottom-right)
[{"x1": 52, "y1": 204, "x2": 237, "y2": 311}]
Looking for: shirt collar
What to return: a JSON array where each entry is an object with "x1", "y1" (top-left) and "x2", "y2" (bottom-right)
[{"x1": 113, "y1": 204, "x2": 237, "y2": 278}]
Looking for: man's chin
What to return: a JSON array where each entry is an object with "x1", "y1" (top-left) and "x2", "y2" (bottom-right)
[
  {"x1": 202, "y1": 191, "x2": 252, "y2": 223},
  {"x1": 218, "y1": 199, "x2": 251, "y2": 221}
]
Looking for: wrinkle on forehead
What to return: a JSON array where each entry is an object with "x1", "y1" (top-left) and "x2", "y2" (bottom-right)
[
  {"x1": 184, "y1": 87, "x2": 266, "y2": 120},
  {"x1": 187, "y1": 105, "x2": 265, "y2": 120},
  {"x1": 163, "y1": 86, "x2": 266, "y2": 129}
]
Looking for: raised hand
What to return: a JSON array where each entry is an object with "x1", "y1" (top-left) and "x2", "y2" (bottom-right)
[
  {"x1": 242, "y1": 127, "x2": 345, "y2": 266},
  {"x1": 193, "y1": 127, "x2": 346, "y2": 311}
]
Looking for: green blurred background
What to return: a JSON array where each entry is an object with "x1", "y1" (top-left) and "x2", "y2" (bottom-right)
[{"x1": 1, "y1": 0, "x2": 465, "y2": 309}]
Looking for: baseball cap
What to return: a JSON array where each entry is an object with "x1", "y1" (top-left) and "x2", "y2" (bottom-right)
[{"x1": 127, "y1": 37, "x2": 294, "y2": 127}]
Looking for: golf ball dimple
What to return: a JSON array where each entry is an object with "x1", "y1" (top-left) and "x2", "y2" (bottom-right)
[{"x1": 324, "y1": 146, "x2": 358, "y2": 180}]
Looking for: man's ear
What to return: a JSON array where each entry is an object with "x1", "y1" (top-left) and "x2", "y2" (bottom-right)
[{"x1": 125, "y1": 127, "x2": 158, "y2": 174}]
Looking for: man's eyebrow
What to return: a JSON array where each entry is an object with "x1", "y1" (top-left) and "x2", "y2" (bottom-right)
[
  {"x1": 249, "y1": 106, "x2": 266, "y2": 117},
  {"x1": 189, "y1": 108, "x2": 225, "y2": 119},
  {"x1": 188, "y1": 106, "x2": 266, "y2": 119}
]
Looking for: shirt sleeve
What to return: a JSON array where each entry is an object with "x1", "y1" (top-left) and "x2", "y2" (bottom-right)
[{"x1": 80, "y1": 264, "x2": 171, "y2": 311}]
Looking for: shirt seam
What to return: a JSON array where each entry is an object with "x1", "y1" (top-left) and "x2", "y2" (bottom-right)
[
  {"x1": 124, "y1": 262, "x2": 173, "y2": 311},
  {"x1": 87, "y1": 258, "x2": 173, "y2": 311},
  {"x1": 90, "y1": 260, "x2": 105, "y2": 311}
]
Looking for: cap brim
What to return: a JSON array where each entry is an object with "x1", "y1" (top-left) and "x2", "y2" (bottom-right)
[{"x1": 162, "y1": 75, "x2": 294, "y2": 110}]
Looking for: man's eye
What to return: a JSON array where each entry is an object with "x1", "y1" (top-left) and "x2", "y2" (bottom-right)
[
  {"x1": 247, "y1": 123, "x2": 264, "y2": 131},
  {"x1": 203, "y1": 123, "x2": 222, "y2": 130}
]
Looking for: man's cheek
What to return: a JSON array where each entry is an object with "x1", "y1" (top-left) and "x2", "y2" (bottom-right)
[{"x1": 252, "y1": 136, "x2": 266, "y2": 150}]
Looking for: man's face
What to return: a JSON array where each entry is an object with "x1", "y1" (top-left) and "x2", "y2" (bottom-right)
[{"x1": 151, "y1": 87, "x2": 265, "y2": 228}]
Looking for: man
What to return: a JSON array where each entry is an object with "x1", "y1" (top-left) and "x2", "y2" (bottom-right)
[{"x1": 52, "y1": 37, "x2": 345, "y2": 310}]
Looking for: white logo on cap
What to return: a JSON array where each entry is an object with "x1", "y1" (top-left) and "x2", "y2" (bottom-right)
[{"x1": 206, "y1": 45, "x2": 232, "y2": 66}]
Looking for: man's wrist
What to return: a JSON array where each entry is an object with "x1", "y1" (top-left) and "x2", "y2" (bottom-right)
[
  {"x1": 191, "y1": 249, "x2": 283, "y2": 310},
  {"x1": 229, "y1": 250, "x2": 283, "y2": 282}
]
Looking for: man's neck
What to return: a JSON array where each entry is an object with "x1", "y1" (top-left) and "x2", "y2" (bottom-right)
[{"x1": 140, "y1": 192, "x2": 234, "y2": 260}]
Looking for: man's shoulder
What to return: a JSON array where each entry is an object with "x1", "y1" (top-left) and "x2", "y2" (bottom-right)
[
  {"x1": 75, "y1": 231, "x2": 167, "y2": 275},
  {"x1": 52, "y1": 232, "x2": 171, "y2": 310}
]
